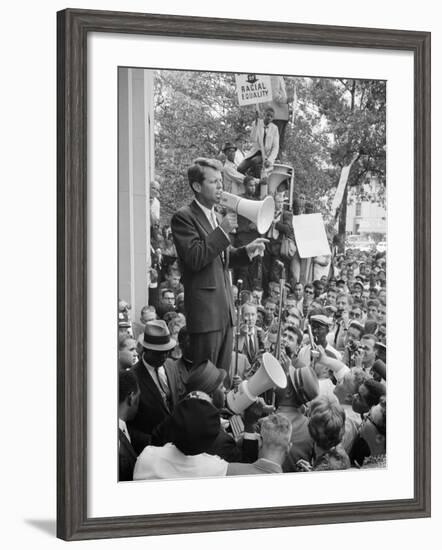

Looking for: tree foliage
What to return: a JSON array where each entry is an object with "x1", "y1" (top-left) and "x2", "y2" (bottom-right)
[{"x1": 153, "y1": 70, "x2": 386, "y2": 232}]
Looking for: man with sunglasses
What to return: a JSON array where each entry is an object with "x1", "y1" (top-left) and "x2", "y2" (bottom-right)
[
  {"x1": 350, "y1": 304, "x2": 364, "y2": 323},
  {"x1": 302, "y1": 283, "x2": 314, "y2": 317}
]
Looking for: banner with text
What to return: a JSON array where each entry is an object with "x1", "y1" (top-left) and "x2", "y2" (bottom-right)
[{"x1": 235, "y1": 74, "x2": 273, "y2": 106}]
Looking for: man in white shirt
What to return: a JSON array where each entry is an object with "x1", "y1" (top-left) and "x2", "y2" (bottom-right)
[
  {"x1": 222, "y1": 141, "x2": 246, "y2": 195},
  {"x1": 238, "y1": 107, "x2": 280, "y2": 178}
]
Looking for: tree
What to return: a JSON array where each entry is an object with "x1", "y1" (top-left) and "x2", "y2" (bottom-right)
[
  {"x1": 154, "y1": 70, "x2": 255, "y2": 221},
  {"x1": 308, "y1": 78, "x2": 386, "y2": 249},
  {"x1": 153, "y1": 71, "x2": 386, "y2": 250}
]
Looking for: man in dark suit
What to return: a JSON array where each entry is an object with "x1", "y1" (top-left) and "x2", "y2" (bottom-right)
[
  {"x1": 171, "y1": 158, "x2": 268, "y2": 375},
  {"x1": 236, "y1": 302, "x2": 265, "y2": 371},
  {"x1": 127, "y1": 320, "x2": 184, "y2": 454},
  {"x1": 118, "y1": 369, "x2": 141, "y2": 481}
]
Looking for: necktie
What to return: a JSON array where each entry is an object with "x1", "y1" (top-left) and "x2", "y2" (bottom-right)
[
  {"x1": 249, "y1": 334, "x2": 255, "y2": 358},
  {"x1": 211, "y1": 210, "x2": 225, "y2": 264},
  {"x1": 210, "y1": 210, "x2": 218, "y2": 230},
  {"x1": 263, "y1": 125, "x2": 267, "y2": 148},
  {"x1": 156, "y1": 366, "x2": 170, "y2": 402}
]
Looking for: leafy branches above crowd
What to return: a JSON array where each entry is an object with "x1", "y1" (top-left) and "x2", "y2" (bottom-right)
[{"x1": 153, "y1": 70, "x2": 386, "y2": 224}]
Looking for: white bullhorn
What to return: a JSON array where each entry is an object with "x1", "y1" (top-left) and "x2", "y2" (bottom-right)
[
  {"x1": 267, "y1": 164, "x2": 293, "y2": 196},
  {"x1": 226, "y1": 352, "x2": 287, "y2": 414},
  {"x1": 220, "y1": 192, "x2": 275, "y2": 234}
]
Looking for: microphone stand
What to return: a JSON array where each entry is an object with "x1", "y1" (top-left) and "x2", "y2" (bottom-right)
[
  {"x1": 232, "y1": 279, "x2": 243, "y2": 387},
  {"x1": 271, "y1": 262, "x2": 286, "y2": 407}
]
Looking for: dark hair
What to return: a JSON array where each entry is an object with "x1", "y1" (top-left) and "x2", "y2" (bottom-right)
[
  {"x1": 348, "y1": 321, "x2": 364, "y2": 337},
  {"x1": 162, "y1": 310, "x2": 178, "y2": 324},
  {"x1": 243, "y1": 175, "x2": 256, "y2": 186},
  {"x1": 314, "y1": 447, "x2": 350, "y2": 471},
  {"x1": 308, "y1": 396, "x2": 346, "y2": 450},
  {"x1": 177, "y1": 325, "x2": 189, "y2": 346},
  {"x1": 161, "y1": 288, "x2": 175, "y2": 299},
  {"x1": 361, "y1": 333, "x2": 377, "y2": 347},
  {"x1": 187, "y1": 158, "x2": 222, "y2": 194},
  {"x1": 284, "y1": 325, "x2": 303, "y2": 344},
  {"x1": 118, "y1": 370, "x2": 139, "y2": 404},
  {"x1": 264, "y1": 106, "x2": 275, "y2": 114},
  {"x1": 361, "y1": 379, "x2": 386, "y2": 408},
  {"x1": 240, "y1": 289, "x2": 252, "y2": 304}
]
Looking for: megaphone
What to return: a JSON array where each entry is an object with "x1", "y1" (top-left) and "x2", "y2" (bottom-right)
[
  {"x1": 220, "y1": 192, "x2": 275, "y2": 234},
  {"x1": 226, "y1": 352, "x2": 287, "y2": 414},
  {"x1": 267, "y1": 164, "x2": 293, "y2": 196}
]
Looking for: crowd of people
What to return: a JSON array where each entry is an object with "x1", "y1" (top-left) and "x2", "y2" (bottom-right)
[{"x1": 118, "y1": 91, "x2": 387, "y2": 483}]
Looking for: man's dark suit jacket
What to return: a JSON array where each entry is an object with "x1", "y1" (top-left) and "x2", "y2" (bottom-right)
[
  {"x1": 118, "y1": 428, "x2": 139, "y2": 481},
  {"x1": 127, "y1": 359, "x2": 183, "y2": 454},
  {"x1": 171, "y1": 200, "x2": 250, "y2": 334},
  {"x1": 237, "y1": 327, "x2": 265, "y2": 366}
]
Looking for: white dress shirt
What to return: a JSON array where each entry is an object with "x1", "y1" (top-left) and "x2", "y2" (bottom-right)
[{"x1": 118, "y1": 418, "x2": 131, "y2": 444}]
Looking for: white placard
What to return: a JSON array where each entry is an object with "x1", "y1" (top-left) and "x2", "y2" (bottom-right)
[
  {"x1": 235, "y1": 73, "x2": 272, "y2": 105},
  {"x1": 293, "y1": 213, "x2": 331, "y2": 258}
]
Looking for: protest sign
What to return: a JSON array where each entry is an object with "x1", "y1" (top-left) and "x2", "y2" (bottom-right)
[
  {"x1": 235, "y1": 74, "x2": 273, "y2": 106},
  {"x1": 292, "y1": 213, "x2": 331, "y2": 258}
]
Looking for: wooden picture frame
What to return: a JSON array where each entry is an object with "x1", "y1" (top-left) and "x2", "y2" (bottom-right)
[{"x1": 57, "y1": 8, "x2": 431, "y2": 541}]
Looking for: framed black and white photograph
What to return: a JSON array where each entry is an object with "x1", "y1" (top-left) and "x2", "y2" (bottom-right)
[{"x1": 57, "y1": 8, "x2": 430, "y2": 541}]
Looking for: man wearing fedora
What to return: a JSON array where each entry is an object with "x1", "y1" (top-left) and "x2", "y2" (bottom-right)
[
  {"x1": 127, "y1": 320, "x2": 184, "y2": 454},
  {"x1": 222, "y1": 141, "x2": 246, "y2": 195},
  {"x1": 171, "y1": 158, "x2": 268, "y2": 377}
]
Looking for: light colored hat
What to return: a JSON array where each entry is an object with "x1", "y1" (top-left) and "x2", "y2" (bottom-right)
[
  {"x1": 349, "y1": 320, "x2": 365, "y2": 332},
  {"x1": 142, "y1": 320, "x2": 176, "y2": 351},
  {"x1": 310, "y1": 314, "x2": 332, "y2": 327}
]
